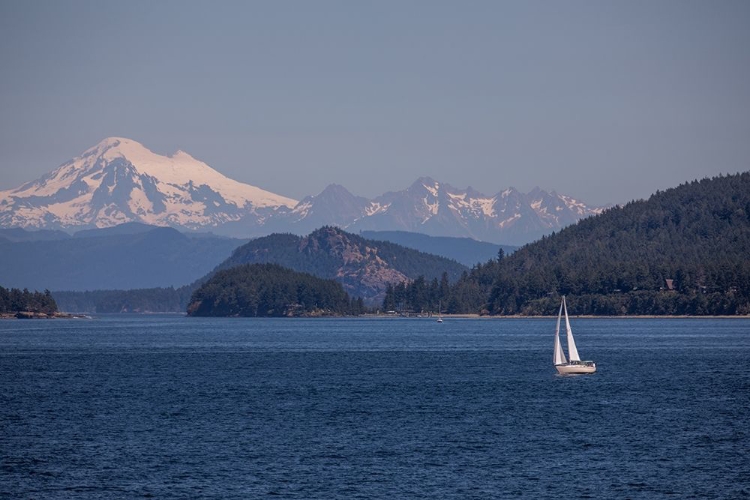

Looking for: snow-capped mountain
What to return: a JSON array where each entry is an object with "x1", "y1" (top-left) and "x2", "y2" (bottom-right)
[
  {"x1": 0, "y1": 137, "x2": 297, "y2": 231},
  {"x1": 279, "y1": 184, "x2": 373, "y2": 235},
  {"x1": 286, "y1": 178, "x2": 605, "y2": 245},
  {"x1": 0, "y1": 138, "x2": 605, "y2": 244}
]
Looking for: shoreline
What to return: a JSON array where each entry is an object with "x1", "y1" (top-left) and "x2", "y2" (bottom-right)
[
  {"x1": 9, "y1": 311, "x2": 746, "y2": 319},
  {"x1": 363, "y1": 313, "x2": 750, "y2": 319},
  {"x1": 0, "y1": 312, "x2": 90, "y2": 320}
]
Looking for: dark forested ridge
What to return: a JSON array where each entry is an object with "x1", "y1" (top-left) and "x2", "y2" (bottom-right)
[
  {"x1": 0, "y1": 286, "x2": 58, "y2": 315},
  {"x1": 214, "y1": 227, "x2": 467, "y2": 304},
  {"x1": 387, "y1": 173, "x2": 750, "y2": 315},
  {"x1": 187, "y1": 263, "x2": 358, "y2": 317}
]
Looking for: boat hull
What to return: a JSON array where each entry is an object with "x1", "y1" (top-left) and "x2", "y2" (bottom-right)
[{"x1": 555, "y1": 363, "x2": 596, "y2": 375}]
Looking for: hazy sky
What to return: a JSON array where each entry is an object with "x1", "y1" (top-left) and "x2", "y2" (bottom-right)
[{"x1": 1, "y1": 1, "x2": 748, "y2": 205}]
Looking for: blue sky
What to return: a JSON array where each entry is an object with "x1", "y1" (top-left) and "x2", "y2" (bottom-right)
[{"x1": 1, "y1": 0, "x2": 748, "y2": 205}]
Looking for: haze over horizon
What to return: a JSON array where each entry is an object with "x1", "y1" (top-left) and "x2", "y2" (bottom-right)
[{"x1": 2, "y1": 1, "x2": 749, "y2": 206}]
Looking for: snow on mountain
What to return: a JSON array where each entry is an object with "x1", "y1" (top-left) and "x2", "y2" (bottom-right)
[
  {"x1": 286, "y1": 177, "x2": 605, "y2": 245},
  {"x1": 287, "y1": 184, "x2": 370, "y2": 230},
  {"x1": 0, "y1": 137, "x2": 605, "y2": 244},
  {"x1": 0, "y1": 137, "x2": 297, "y2": 231}
]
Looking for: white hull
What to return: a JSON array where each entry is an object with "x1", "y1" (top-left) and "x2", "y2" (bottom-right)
[{"x1": 555, "y1": 363, "x2": 596, "y2": 375}]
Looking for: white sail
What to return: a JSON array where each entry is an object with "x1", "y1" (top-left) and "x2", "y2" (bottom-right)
[
  {"x1": 553, "y1": 296, "x2": 595, "y2": 374},
  {"x1": 553, "y1": 300, "x2": 567, "y2": 365},
  {"x1": 563, "y1": 296, "x2": 581, "y2": 362}
]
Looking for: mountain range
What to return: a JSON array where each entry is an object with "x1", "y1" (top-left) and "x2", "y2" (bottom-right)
[
  {"x1": 0, "y1": 224, "x2": 245, "y2": 291},
  {"x1": 0, "y1": 137, "x2": 605, "y2": 245}
]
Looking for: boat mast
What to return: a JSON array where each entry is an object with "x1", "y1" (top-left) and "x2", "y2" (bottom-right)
[
  {"x1": 563, "y1": 296, "x2": 581, "y2": 362},
  {"x1": 554, "y1": 299, "x2": 567, "y2": 365}
]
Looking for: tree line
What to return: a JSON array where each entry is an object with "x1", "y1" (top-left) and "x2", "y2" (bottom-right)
[
  {"x1": 188, "y1": 263, "x2": 362, "y2": 317},
  {"x1": 0, "y1": 286, "x2": 58, "y2": 314}
]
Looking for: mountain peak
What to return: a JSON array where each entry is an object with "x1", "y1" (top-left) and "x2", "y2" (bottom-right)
[
  {"x1": 170, "y1": 149, "x2": 195, "y2": 160},
  {"x1": 412, "y1": 176, "x2": 439, "y2": 190},
  {"x1": 319, "y1": 184, "x2": 352, "y2": 196},
  {"x1": 100, "y1": 136, "x2": 131, "y2": 144},
  {"x1": 94, "y1": 136, "x2": 132, "y2": 148},
  {"x1": 87, "y1": 138, "x2": 198, "y2": 164},
  {"x1": 0, "y1": 137, "x2": 298, "y2": 232},
  {"x1": 84, "y1": 137, "x2": 147, "y2": 158}
]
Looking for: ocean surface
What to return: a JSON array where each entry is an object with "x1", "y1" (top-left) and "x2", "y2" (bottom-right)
[{"x1": 2, "y1": 315, "x2": 749, "y2": 499}]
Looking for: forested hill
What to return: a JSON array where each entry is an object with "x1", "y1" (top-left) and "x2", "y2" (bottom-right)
[
  {"x1": 187, "y1": 263, "x2": 356, "y2": 317},
  {"x1": 213, "y1": 227, "x2": 467, "y2": 305},
  {"x1": 484, "y1": 172, "x2": 750, "y2": 315},
  {"x1": 1, "y1": 286, "x2": 58, "y2": 315}
]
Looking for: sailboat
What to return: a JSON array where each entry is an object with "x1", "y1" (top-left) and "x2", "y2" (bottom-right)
[
  {"x1": 553, "y1": 296, "x2": 596, "y2": 374},
  {"x1": 436, "y1": 301, "x2": 443, "y2": 323}
]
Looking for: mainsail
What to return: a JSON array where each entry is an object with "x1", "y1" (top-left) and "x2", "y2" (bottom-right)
[
  {"x1": 563, "y1": 297, "x2": 581, "y2": 362},
  {"x1": 553, "y1": 300, "x2": 567, "y2": 365},
  {"x1": 554, "y1": 296, "x2": 596, "y2": 374}
]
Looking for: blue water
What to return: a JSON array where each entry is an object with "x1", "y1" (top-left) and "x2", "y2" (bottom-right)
[{"x1": 2, "y1": 316, "x2": 749, "y2": 498}]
